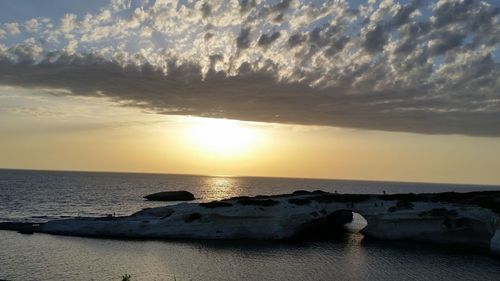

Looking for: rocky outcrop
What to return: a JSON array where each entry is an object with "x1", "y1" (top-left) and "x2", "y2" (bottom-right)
[
  {"x1": 25, "y1": 191, "x2": 500, "y2": 257},
  {"x1": 0, "y1": 222, "x2": 41, "y2": 234},
  {"x1": 491, "y1": 226, "x2": 500, "y2": 257},
  {"x1": 144, "y1": 191, "x2": 195, "y2": 201}
]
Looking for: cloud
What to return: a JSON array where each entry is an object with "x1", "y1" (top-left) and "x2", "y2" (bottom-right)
[
  {"x1": 4, "y1": 22, "x2": 21, "y2": 35},
  {"x1": 201, "y1": 2, "x2": 212, "y2": 18},
  {"x1": 363, "y1": 23, "x2": 388, "y2": 53},
  {"x1": 287, "y1": 32, "x2": 306, "y2": 47},
  {"x1": 0, "y1": 0, "x2": 499, "y2": 137},
  {"x1": 236, "y1": 27, "x2": 252, "y2": 49},
  {"x1": 60, "y1": 13, "x2": 78, "y2": 33},
  {"x1": 1, "y1": 49, "x2": 499, "y2": 136},
  {"x1": 110, "y1": 0, "x2": 131, "y2": 12},
  {"x1": 257, "y1": 31, "x2": 281, "y2": 47}
]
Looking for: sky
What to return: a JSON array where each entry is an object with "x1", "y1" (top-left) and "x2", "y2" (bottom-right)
[{"x1": 0, "y1": 0, "x2": 500, "y2": 185}]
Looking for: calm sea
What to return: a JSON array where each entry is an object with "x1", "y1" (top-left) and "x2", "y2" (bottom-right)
[{"x1": 1, "y1": 169, "x2": 499, "y2": 280}]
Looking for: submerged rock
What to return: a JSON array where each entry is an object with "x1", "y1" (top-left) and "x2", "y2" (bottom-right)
[{"x1": 144, "y1": 191, "x2": 195, "y2": 201}]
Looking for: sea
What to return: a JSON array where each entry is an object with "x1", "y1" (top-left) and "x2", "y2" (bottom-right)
[{"x1": 0, "y1": 169, "x2": 499, "y2": 281}]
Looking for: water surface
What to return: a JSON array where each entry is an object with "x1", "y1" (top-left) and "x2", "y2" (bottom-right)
[{"x1": 1, "y1": 169, "x2": 499, "y2": 281}]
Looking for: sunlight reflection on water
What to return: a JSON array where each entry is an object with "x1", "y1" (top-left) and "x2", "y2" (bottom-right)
[{"x1": 1, "y1": 170, "x2": 500, "y2": 280}]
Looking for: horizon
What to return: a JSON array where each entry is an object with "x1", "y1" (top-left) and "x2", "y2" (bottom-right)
[{"x1": 2, "y1": 167, "x2": 500, "y2": 187}]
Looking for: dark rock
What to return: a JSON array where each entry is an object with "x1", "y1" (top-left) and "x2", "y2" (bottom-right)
[
  {"x1": 378, "y1": 193, "x2": 423, "y2": 201},
  {"x1": 419, "y1": 208, "x2": 458, "y2": 217},
  {"x1": 292, "y1": 190, "x2": 311, "y2": 195},
  {"x1": 218, "y1": 190, "x2": 500, "y2": 214},
  {"x1": 388, "y1": 200, "x2": 414, "y2": 212},
  {"x1": 144, "y1": 191, "x2": 195, "y2": 201},
  {"x1": 288, "y1": 198, "x2": 312, "y2": 205},
  {"x1": 199, "y1": 201, "x2": 233, "y2": 208},
  {"x1": 292, "y1": 190, "x2": 326, "y2": 195},
  {"x1": 310, "y1": 193, "x2": 371, "y2": 203},
  {"x1": 237, "y1": 199, "x2": 279, "y2": 207},
  {"x1": 0, "y1": 222, "x2": 42, "y2": 234},
  {"x1": 184, "y1": 213, "x2": 201, "y2": 223},
  {"x1": 132, "y1": 206, "x2": 174, "y2": 218},
  {"x1": 312, "y1": 190, "x2": 328, "y2": 194}
]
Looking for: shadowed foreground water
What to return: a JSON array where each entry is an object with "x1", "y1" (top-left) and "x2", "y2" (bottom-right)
[{"x1": 1, "y1": 231, "x2": 499, "y2": 281}]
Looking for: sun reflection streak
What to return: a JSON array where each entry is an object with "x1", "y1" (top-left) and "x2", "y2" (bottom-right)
[{"x1": 204, "y1": 177, "x2": 242, "y2": 200}]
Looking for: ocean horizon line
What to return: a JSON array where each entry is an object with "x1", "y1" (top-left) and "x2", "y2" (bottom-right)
[{"x1": 1, "y1": 167, "x2": 499, "y2": 188}]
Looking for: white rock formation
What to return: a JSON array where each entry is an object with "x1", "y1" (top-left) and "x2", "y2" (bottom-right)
[{"x1": 38, "y1": 191, "x2": 500, "y2": 256}]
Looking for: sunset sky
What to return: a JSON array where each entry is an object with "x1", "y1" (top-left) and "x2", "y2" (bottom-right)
[{"x1": 1, "y1": 0, "x2": 499, "y2": 185}]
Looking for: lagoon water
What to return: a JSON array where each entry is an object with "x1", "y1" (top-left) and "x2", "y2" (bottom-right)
[{"x1": 1, "y1": 169, "x2": 500, "y2": 280}]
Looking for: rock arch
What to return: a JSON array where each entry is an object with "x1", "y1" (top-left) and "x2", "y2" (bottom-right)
[{"x1": 294, "y1": 209, "x2": 368, "y2": 239}]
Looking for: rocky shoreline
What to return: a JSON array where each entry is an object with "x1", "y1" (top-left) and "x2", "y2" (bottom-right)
[{"x1": 2, "y1": 190, "x2": 499, "y2": 257}]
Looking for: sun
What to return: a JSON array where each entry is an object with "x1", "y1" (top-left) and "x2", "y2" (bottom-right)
[{"x1": 186, "y1": 118, "x2": 258, "y2": 157}]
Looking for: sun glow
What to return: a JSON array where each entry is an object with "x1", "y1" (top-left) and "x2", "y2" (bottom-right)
[{"x1": 186, "y1": 118, "x2": 258, "y2": 157}]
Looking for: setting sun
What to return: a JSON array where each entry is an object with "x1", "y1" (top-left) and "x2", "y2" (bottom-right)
[{"x1": 186, "y1": 118, "x2": 258, "y2": 157}]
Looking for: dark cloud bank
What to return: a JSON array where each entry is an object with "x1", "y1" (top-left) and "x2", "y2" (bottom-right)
[
  {"x1": 1, "y1": 52, "x2": 498, "y2": 137},
  {"x1": 0, "y1": 0, "x2": 499, "y2": 137}
]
